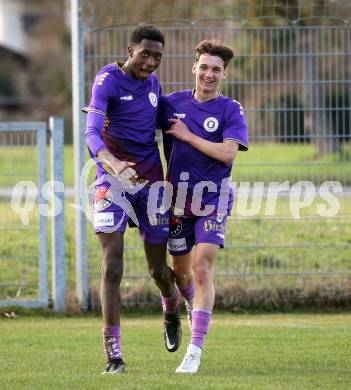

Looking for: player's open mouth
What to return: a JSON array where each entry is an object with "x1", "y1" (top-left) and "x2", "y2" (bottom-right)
[
  {"x1": 140, "y1": 70, "x2": 153, "y2": 77},
  {"x1": 201, "y1": 80, "x2": 215, "y2": 85}
]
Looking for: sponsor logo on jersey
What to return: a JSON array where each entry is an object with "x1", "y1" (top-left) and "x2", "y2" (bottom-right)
[
  {"x1": 203, "y1": 219, "x2": 225, "y2": 232},
  {"x1": 173, "y1": 112, "x2": 186, "y2": 119},
  {"x1": 120, "y1": 95, "x2": 133, "y2": 101},
  {"x1": 216, "y1": 233, "x2": 225, "y2": 239},
  {"x1": 95, "y1": 187, "x2": 113, "y2": 211},
  {"x1": 94, "y1": 212, "x2": 114, "y2": 228},
  {"x1": 97, "y1": 72, "x2": 109, "y2": 86},
  {"x1": 148, "y1": 92, "x2": 158, "y2": 107},
  {"x1": 170, "y1": 216, "x2": 182, "y2": 237},
  {"x1": 168, "y1": 237, "x2": 187, "y2": 252},
  {"x1": 203, "y1": 117, "x2": 219, "y2": 132}
]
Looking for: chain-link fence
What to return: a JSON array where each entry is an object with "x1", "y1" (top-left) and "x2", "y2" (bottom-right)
[
  {"x1": 76, "y1": 1, "x2": 351, "y2": 308},
  {"x1": 0, "y1": 122, "x2": 48, "y2": 308},
  {"x1": 0, "y1": 119, "x2": 65, "y2": 311}
]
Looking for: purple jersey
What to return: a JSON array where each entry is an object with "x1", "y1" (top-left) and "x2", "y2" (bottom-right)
[
  {"x1": 85, "y1": 62, "x2": 163, "y2": 183},
  {"x1": 158, "y1": 90, "x2": 249, "y2": 215}
]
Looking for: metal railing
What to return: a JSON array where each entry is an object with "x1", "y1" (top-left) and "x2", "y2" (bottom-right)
[{"x1": 0, "y1": 118, "x2": 65, "y2": 311}]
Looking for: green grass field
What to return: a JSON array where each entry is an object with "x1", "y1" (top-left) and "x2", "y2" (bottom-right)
[{"x1": 1, "y1": 313, "x2": 351, "y2": 389}]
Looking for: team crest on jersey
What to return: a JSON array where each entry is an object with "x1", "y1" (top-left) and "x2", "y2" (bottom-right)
[
  {"x1": 148, "y1": 92, "x2": 158, "y2": 107},
  {"x1": 203, "y1": 117, "x2": 219, "y2": 132},
  {"x1": 95, "y1": 187, "x2": 113, "y2": 211},
  {"x1": 170, "y1": 216, "x2": 182, "y2": 237}
]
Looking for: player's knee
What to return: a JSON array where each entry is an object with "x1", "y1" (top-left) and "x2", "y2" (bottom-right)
[
  {"x1": 149, "y1": 264, "x2": 169, "y2": 283},
  {"x1": 193, "y1": 264, "x2": 210, "y2": 286},
  {"x1": 101, "y1": 251, "x2": 123, "y2": 284},
  {"x1": 173, "y1": 266, "x2": 190, "y2": 284}
]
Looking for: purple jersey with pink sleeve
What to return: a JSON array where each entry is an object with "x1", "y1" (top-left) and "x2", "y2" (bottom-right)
[
  {"x1": 85, "y1": 62, "x2": 164, "y2": 183},
  {"x1": 158, "y1": 90, "x2": 249, "y2": 215}
]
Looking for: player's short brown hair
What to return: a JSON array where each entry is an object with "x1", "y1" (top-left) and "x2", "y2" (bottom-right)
[{"x1": 195, "y1": 39, "x2": 234, "y2": 68}]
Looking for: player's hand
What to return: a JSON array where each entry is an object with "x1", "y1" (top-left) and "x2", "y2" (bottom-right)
[
  {"x1": 98, "y1": 150, "x2": 139, "y2": 189},
  {"x1": 166, "y1": 118, "x2": 193, "y2": 143},
  {"x1": 118, "y1": 164, "x2": 139, "y2": 190},
  {"x1": 103, "y1": 116, "x2": 110, "y2": 130},
  {"x1": 102, "y1": 160, "x2": 138, "y2": 190},
  {"x1": 104, "y1": 160, "x2": 137, "y2": 177}
]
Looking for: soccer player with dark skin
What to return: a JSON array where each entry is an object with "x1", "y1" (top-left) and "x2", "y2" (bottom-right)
[
  {"x1": 85, "y1": 26, "x2": 181, "y2": 374},
  {"x1": 100, "y1": 38, "x2": 248, "y2": 374},
  {"x1": 159, "y1": 40, "x2": 249, "y2": 373}
]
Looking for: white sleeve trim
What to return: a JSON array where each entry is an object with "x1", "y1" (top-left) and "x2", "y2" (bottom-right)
[
  {"x1": 223, "y1": 138, "x2": 249, "y2": 149},
  {"x1": 84, "y1": 107, "x2": 106, "y2": 116}
]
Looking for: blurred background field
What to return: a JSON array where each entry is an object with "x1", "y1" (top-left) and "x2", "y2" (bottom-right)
[{"x1": 0, "y1": 142, "x2": 350, "y2": 187}]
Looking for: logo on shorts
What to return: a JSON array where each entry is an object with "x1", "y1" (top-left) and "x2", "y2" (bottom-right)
[
  {"x1": 148, "y1": 215, "x2": 169, "y2": 227},
  {"x1": 168, "y1": 238, "x2": 187, "y2": 252},
  {"x1": 149, "y1": 92, "x2": 158, "y2": 107},
  {"x1": 148, "y1": 215, "x2": 158, "y2": 226},
  {"x1": 170, "y1": 216, "x2": 182, "y2": 237},
  {"x1": 216, "y1": 213, "x2": 225, "y2": 223},
  {"x1": 94, "y1": 212, "x2": 114, "y2": 228},
  {"x1": 95, "y1": 187, "x2": 113, "y2": 211},
  {"x1": 203, "y1": 117, "x2": 219, "y2": 132},
  {"x1": 203, "y1": 219, "x2": 225, "y2": 232}
]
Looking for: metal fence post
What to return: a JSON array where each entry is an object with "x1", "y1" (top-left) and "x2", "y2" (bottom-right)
[
  {"x1": 37, "y1": 122, "x2": 49, "y2": 307},
  {"x1": 49, "y1": 116, "x2": 66, "y2": 312},
  {"x1": 0, "y1": 122, "x2": 49, "y2": 308},
  {"x1": 71, "y1": 0, "x2": 88, "y2": 311}
]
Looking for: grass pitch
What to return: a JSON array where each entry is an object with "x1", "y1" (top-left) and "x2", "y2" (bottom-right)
[{"x1": 1, "y1": 313, "x2": 351, "y2": 389}]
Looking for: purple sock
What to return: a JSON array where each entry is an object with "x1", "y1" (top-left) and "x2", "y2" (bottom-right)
[
  {"x1": 103, "y1": 325, "x2": 122, "y2": 360},
  {"x1": 161, "y1": 289, "x2": 179, "y2": 314},
  {"x1": 177, "y1": 282, "x2": 194, "y2": 302},
  {"x1": 191, "y1": 310, "x2": 212, "y2": 349}
]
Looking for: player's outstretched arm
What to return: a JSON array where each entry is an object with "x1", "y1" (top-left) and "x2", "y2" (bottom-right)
[{"x1": 166, "y1": 118, "x2": 239, "y2": 165}]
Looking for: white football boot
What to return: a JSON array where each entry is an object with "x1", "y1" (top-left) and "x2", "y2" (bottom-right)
[{"x1": 175, "y1": 344, "x2": 201, "y2": 374}]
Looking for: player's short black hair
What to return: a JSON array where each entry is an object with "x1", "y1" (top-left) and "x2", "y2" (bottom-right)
[
  {"x1": 195, "y1": 39, "x2": 234, "y2": 68},
  {"x1": 131, "y1": 25, "x2": 165, "y2": 47}
]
